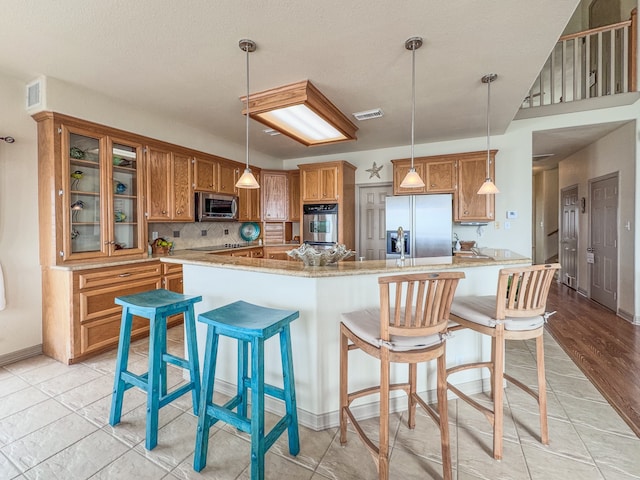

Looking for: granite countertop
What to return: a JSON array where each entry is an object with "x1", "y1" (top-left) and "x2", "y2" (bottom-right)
[{"x1": 162, "y1": 248, "x2": 531, "y2": 278}]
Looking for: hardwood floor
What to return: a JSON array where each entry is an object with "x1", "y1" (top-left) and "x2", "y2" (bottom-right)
[{"x1": 545, "y1": 281, "x2": 640, "y2": 437}]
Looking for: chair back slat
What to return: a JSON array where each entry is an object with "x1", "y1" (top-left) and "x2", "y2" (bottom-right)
[
  {"x1": 379, "y1": 272, "x2": 464, "y2": 340},
  {"x1": 496, "y1": 263, "x2": 560, "y2": 319}
]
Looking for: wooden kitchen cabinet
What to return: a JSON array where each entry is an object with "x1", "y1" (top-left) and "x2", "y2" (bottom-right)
[
  {"x1": 237, "y1": 167, "x2": 261, "y2": 222},
  {"x1": 42, "y1": 261, "x2": 167, "y2": 364},
  {"x1": 454, "y1": 151, "x2": 495, "y2": 222},
  {"x1": 391, "y1": 150, "x2": 495, "y2": 222},
  {"x1": 146, "y1": 146, "x2": 194, "y2": 222},
  {"x1": 300, "y1": 164, "x2": 339, "y2": 202},
  {"x1": 261, "y1": 170, "x2": 289, "y2": 221},
  {"x1": 264, "y1": 245, "x2": 296, "y2": 260},
  {"x1": 288, "y1": 170, "x2": 301, "y2": 221},
  {"x1": 162, "y1": 263, "x2": 185, "y2": 324},
  {"x1": 393, "y1": 161, "x2": 426, "y2": 194},
  {"x1": 34, "y1": 112, "x2": 147, "y2": 265},
  {"x1": 194, "y1": 156, "x2": 239, "y2": 194}
]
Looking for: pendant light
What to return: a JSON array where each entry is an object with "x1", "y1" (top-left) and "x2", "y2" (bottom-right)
[
  {"x1": 235, "y1": 39, "x2": 260, "y2": 189},
  {"x1": 399, "y1": 36, "x2": 426, "y2": 189},
  {"x1": 477, "y1": 73, "x2": 499, "y2": 195}
]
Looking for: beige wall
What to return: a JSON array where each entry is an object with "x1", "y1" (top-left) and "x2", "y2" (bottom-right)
[
  {"x1": 0, "y1": 72, "x2": 42, "y2": 359},
  {"x1": 558, "y1": 121, "x2": 636, "y2": 318}
]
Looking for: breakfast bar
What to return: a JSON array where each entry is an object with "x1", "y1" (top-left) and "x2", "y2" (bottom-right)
[{"x1": 163, "y1": 249, "x2": 530, "y2": 430}]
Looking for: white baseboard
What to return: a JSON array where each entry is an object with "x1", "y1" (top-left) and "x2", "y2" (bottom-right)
[
  {"x1": 211, "y1": 377, "x2": 491, "y2": 431},
  {"x1": 0, "y1": 344, "x2": 43, "y2": 367}
]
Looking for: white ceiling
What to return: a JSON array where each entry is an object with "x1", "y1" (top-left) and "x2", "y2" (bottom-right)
[{"x1": 0, "y1": 0, "x2": 582, "y2": 160}]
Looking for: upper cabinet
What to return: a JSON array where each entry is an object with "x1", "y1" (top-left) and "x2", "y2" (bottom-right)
[
  {"x1": 454, "y1": 151, "x2": 495, "y2": 222},
  {"x1": 261, "y1": 170, "x2": 289, "y2": 221},
  {"x1": 288, "y1": 170, "x2": 300, "y2": 222},
  {"x1": 300, "y1": 164, "x2": 339, "y2": 202},
  {"x1": 391, "y1": 150, "x2": 495, "y2": 222},
  {"x1": 146, "y1": 145, "x2": 194, "y2": 222},
  {"x1": 34, "y1": 112, "x2": 147, "y2": 265},
  {"x1": 194, "y1": 157, "x2": 239, "y2": 194},
  {"x1": 237, "y1": 167, "x2": 261, "y2": 222}
]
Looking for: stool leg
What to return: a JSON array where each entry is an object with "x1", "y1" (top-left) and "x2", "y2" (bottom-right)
[
  {"x1": 280, "y1": 325, "x2": 300, "y2": 456},
  {"x1": 250, "y1": 337, "x2": 265, "y2": 480},
  {"x1": 145, "y1": 312, "x2": 163, "y2": 450},
  {"x1": 184, "y1": 305, "x2": 201, "y2": 415},
  {"x1": 159, "y1": 313, "x2": 168, "y2": 399},
  {"x1": 194, "y1": 325, "x2": 219, "y2": 472},
  {"x1": 237, "y1": 340, "x2": 249, "y2": 419},
  {"x1": 110, "y1": 307, "x2": 134, "y2": 426}
]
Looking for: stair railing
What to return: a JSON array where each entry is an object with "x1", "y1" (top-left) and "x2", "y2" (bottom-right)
[{"x1": 522, "y1": 8, "x2": 636, "y2": 108}]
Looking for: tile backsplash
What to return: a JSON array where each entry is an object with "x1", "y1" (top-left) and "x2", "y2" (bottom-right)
[
  {"x1": 148, "y1": 222, "x2": 246, "y2": 250},
  {"x1": 148, "y1": 222, "x2": 301, "y2": 250}
]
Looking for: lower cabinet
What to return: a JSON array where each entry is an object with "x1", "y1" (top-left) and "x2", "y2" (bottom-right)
[
  {"x1": 42, "y1": 261, "x2": 184, "y2": 364},
  {"x1": 264, "y1": 245, "x2": 297, "y2": 261}
]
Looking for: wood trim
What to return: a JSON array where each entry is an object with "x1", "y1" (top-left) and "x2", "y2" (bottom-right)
[{"x1": 559, "y1": 19, "x2": 632, "y2": 42}]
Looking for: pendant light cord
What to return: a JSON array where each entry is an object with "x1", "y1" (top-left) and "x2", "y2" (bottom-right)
[
  {"x1": 411, "y1": 44, "x2": 416, "y2": 169},
  {"x1": 245, "y1": 44, "x2": 250, "y2": 170},
  {"x1": 486, "y1": 75, "x2": 491, "y2": 179}
]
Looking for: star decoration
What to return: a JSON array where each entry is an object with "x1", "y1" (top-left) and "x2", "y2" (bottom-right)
[{"x1": 366, "y1": 162, "x2": 383, "y2": 179}]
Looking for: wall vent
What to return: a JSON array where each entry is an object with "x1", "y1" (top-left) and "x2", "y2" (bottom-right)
[
  {"x1": 353, "y1": 108, "x2": 384, "y2": 121},
  {"x1": 26, "y1": 76, "x2": 46, "y2": 112}
]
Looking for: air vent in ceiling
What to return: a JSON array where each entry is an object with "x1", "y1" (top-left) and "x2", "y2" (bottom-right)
[
  {"x1": 532, "y1": 153, "x2": 554, "y2": 162},
  {"x1": 353, "y1": 108, "x2": 384, "y2": 121}
]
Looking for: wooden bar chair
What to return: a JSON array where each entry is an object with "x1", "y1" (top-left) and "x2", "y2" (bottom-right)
[
  {"x1": 340, "y1": 271, "x2": 464, "y2": 480},
  {"x1": 446, "y1": 263, "x2": 560, "y2": 460}
]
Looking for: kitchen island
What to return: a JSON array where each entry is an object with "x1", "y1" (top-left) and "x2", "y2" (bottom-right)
[{"x1": 163, "y1": 249, "x2": 530, "y2": 430}]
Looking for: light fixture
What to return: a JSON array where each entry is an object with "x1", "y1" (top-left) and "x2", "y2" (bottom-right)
[
  {"x1": 477, "y1": 73, "x2": 500, "y2": 195},
  {"x1": 399, "y1": 36, "x2": 426, "y2": 189},
  {"x1": 240, "y1": 80, "x2": 358, "y2": 146},
  {"x1": 235, "y1": 39, "x2": 260, "y2": 189}
]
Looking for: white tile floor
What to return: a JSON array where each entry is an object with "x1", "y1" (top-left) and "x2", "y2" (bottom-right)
[{"x1": 1, "y1": 326, "x2": 639, "y2": 479}]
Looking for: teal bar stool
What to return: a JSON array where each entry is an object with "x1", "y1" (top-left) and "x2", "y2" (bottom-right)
[
  {"x1": 194, "y1": 300, "x2": 300, "y2": 479},
  {"x1": 109, "y1": 288, "x2": 202, "y2": 450}
]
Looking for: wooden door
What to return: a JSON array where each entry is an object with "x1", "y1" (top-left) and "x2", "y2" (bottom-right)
[
  {"x1": 301, "y1": 168, "x2": 321, "y2": 201},
  {"x1": 560, "y1": 185, "x2": 579, "y2": 289},
  {"x1": 146, "y1": 146, "x2": 171, "y2": 221},
  {"x1": 358, "y1": 184, "x2": 392, "y2": 260},
  {"x1": 171, "y1": 152, "x2": 193, "y2": 221},
  {"x1": 194, "y1": 158, "x2": 216, "y2": 192},
  {"x1": 288, "y1": 170, "x2": 300, "y2": 221},
  {"x1": 262, "y1": 172, "x2": 288, "y2": 221},
  {"x1": 425, "y1": 159, "x2": 455, "y2": 192},
  {"x1": 393, "y1": 161, "x2": 426, "y2": 195},
  {"x1": 590, "y1": 174, "x2": 618, "y2": 311},
  {"x1": 320, "y1": 167, "x2": 338, "y2": 201},
  {"x1": 455, "y1": 155, "x2": 495, "y2": 221},
  {"x1": 217, "y1": 161, "x2": 237, "y2": 194}
]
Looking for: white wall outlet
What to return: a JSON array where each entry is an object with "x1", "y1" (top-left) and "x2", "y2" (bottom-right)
[
  {"x1": 151, "y1": 231, "x2": 159, "y2": 240},
  {"x1": 506, "y1": 210, "x2": 518, "y2": 219},
  {"x1": 504, "y1": 221, "x2": 511, "y2": 230},
  {"x1": 494, "y1": 221, "x2": 500, "y2": 229}
]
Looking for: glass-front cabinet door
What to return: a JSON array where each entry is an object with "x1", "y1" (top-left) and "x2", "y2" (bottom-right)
[
  {"x1": 63, "y1": 127, "x2": 107, "y2": 260},
  {"x1": 61, "y1": 126, "x2": 144, "y2": 261},
  {"x1": 109, "y1": 138, "x2": 144, "y2": 256}
]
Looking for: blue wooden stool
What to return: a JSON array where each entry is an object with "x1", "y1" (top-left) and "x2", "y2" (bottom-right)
[
  {"x1": 109, "y1": 288, "x2": 202, "y2": 450},
  {"x1": 194, "y1": 300, "x2": 300, "y2": 479}
]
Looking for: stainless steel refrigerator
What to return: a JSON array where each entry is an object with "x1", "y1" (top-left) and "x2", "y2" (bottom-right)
[{"x1": 385, "y1": 194, "x2": 453, "y2": 258}]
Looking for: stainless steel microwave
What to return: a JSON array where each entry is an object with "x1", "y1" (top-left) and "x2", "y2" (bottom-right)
[{"x1": 195, "y1": 192, "x2": 238, "y2": 221}]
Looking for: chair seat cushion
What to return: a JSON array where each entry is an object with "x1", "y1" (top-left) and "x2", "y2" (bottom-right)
[
  {"x1": 341, "y1": 308, "x2": 443, "y2": 352},
  {"x1": 451, "y1": 296, "x2": 544, "y2": 331}
]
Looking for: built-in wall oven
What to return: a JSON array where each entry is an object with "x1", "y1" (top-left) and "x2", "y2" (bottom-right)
[{"x1": 302, "y1": 203, "x2": 338, "y2": 248}]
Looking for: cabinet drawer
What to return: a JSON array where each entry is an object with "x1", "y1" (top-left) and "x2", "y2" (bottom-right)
[
  {"x1": 79, "y1": 277, "x2": 162, "y2": 323},
  {"x1": 80, "y1": 312, "x2": 151, "y2": 356},
  {"x1": 77, "y1": 262, "x2": 161, "y2": 290},
  {"x1": 162, "y1": 263, "x2": 183, "y2": 275}
]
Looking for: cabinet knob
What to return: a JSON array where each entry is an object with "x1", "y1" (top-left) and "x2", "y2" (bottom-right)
[
  {"x1": 430, "y1": 184, "x2": 436, "y2": 187},
  {"x1": 162, "y1": 210, "x2": 167, "y2": 215}
]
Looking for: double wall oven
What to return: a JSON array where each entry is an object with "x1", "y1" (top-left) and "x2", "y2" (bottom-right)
[{"x1": 302, "y1": 203, "x2": 338, "y2": 249}]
